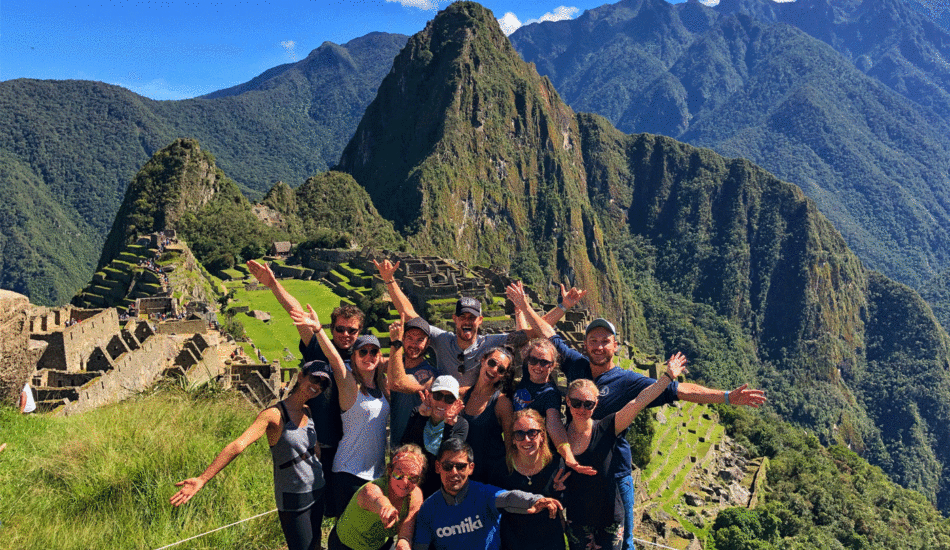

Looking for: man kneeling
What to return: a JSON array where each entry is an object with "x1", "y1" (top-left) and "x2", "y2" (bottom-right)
[{"x1": 413, "y1": 438, "x2": 562, "y2": 550}]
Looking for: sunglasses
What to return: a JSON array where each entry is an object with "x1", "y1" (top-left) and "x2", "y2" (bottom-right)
[
  {"x1": 526, "y1": 356, "x2": 554, "y2": 369},
  {"x1": 513, "y1": 429, "x2": 542, "y2": 441},
  {"x1": 568, "y1": 397, "x2": 597, "y2": 411},
  {"x1": 485, "y1": 357, "x2": 508, "y2": 374},
  {"x1": 457, "y1": 352, "x2": 466, "y2": 373},
  {"x1": 333, "y1": 326, "x2": 359, "y2": 336},
  {"x1": 391, "y1": 472, "x2": 421, "y2": 484},
  {"x1": 440, "y1": 460, "x2": 470, "y2": 472},
  {"x1": 432, "y1": 392, "x2": 457, "y2": 405},
  {"x1": 357, "y1": 347, "x2": 380, "y2": 358},
  {"x1": 307, "y1": 374, "x2": 330, "y2": 390}
]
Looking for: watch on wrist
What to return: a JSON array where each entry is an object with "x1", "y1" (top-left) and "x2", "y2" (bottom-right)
[{"x1": 390, "y1": 340, "x2": 403, "y2": 350}]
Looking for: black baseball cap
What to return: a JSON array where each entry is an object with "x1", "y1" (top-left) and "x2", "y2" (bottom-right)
[{"x1": 455, "y1": 297, "x2": 482, "y2": 317}]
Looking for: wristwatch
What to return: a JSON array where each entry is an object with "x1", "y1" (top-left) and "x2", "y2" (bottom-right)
[{"x1": 390, "y1": 340, "x2": 403, "y2": 350}]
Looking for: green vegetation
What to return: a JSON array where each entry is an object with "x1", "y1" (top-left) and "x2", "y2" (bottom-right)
[{"x1": 0, "y1": 387, "x2": 286, "y2": 550}]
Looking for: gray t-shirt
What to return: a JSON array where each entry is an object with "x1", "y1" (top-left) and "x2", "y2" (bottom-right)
[{"x1": 427, "y1": 325, "x2": 520, "y2": 387}]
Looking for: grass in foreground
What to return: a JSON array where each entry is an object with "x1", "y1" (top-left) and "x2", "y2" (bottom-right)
[{"x1": 0, "y1": 386, "x2": 286, "y2": 549}]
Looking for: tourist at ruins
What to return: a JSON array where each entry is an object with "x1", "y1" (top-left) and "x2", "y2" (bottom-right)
[
  {"x1": 373, "y1": 259, "x2": 582, "y2": 389},
  {"x1": 387, "y1": 316, "x2": 439, "y2": 447},
  {"x1": 20, "y1": 382, "x2": 36, "y2": 414},
  {"x1": 170, "y1": 359, "x2": 332, "y2": 550},
  {"x1": 292, "y1": 305, "x2": 390, "y2": 518},
  {"x1": 328, "y1": 444, "x2": 426, "y2": 550},
  {"x1": 400, "y1": 375, "x2": 468, "y2": 497},
  {"x1": 412, "y1": 438, "x2": 563, "y2": 550},
  {"x1": 460, "y1": 347, "x2": 515, "y2": 484},
  {"x1": 247, "y1": 259, "x2": 366, "y2": 514},
  {"x1": 507, "y1": 282, "x2": 767, "y2": 550},
  {"x1": 497, "y1": 409, "x2": 567, "y2": 550}
]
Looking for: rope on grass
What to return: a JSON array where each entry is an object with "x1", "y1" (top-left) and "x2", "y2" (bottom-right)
[
  {"x1": 631, "y1": 536, "x2": 682, "y2": 550},
  {"x1": 154, "y1": 508, "x2": 277, "y2": 550}
]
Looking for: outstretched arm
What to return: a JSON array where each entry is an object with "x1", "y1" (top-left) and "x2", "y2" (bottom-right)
[
  {"x1": 247, "y1": 260, "x2": 313, "y2": 345},
  {"x1": 374, "y1": 259, "x2": 420, "y2": 320},
  {"x1": 677, "y1": 383, "x2": 766, "y2": 408},
  {"x1": 539, "y1": 284, "x2": 588, "y2": 327},
  {"x1": 615, "y1": 353, "x2": 687, "y2": 435},
  {"x1": 292, "y1": 305, "x2": 358, "y2": 411},
  {"x1": 357, "y1": 482, "x2": 400, "y2": 529},
  {"x1": 386, "y1": 319, "x2": 430, "y2": 395},
  {"x1": 395, "y1": 487, "x2": 424, "y2": 550},
  {"x1": 506, "y1": 281, "x2": 555, "y2": 339},
  {"x1": 170, "y1": 407, "x2": 275, "y2": 507},
  {"x1": 546, "y1": 408, "x2": 596, "y2": 476}
]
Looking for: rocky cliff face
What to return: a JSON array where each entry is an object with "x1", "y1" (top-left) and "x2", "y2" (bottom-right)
[{"x1": 0, "y1": 290, "x2": 33, "y2": 406}]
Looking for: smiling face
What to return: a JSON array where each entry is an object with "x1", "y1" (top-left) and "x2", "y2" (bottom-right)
[
  {"x1": 453, "y1": 312, "x2": 483, "y2": 343},
  {"x1": 567, "y1": 384, "x2": 599, "y2": 422},
  {"x1": 479, "y1": 350, "x2": 511, "y2": 387},
  {"x1": 299, "y1": 372, "x2": 327, "y2": 399},
  {"x1": 354, "y1": 345, "x2": 381, "y2": 375},
  {"x1": 526, "y1": 345, "x2": 556, "y2": 385},
  {"x1": 584, "y1": 327, "x2": 617, "y2": 368},
  {"x1": 512, "y1": 415, "x2": 545, "y2": 459},
  {"x1": 427, "y1": 390, "x2": 456, "y2": 423},
  {"x1": 331, "y1": 315, "x2": 361, "y2": 350},
  {"x1": 389, "y1": 455, "x2": 424, "y2": 499},
  {"x1": 436, "y1": 450, "x2": 474, "y2": 496},
  {"x1": 403, "y1": 327, "x2": 429, "y2": 361}
]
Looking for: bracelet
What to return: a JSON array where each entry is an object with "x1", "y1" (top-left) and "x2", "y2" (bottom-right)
[
  {"x1": 664, "y1": 370, "x2": 676, "y2": 382},
  {"x1": 558, "y1": 303, "x2": 568, "y2": 312},
  {"x1": 557, "y1": 442, "x2": 571, "y2": 452},
  {"x1": 724, "y1": 391, "x2": 731, "y2": 405}
]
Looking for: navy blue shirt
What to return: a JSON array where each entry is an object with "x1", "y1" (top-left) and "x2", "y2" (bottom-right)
[
  {"x1": 551, "y1": 335, "x2": 679, "y2": 479},
  {"x1": 300, "y1": 337, "x2": 350, "y2": 448},
  {"x1": 511, "y1": 378, "x2": 561, "y2": 418}
]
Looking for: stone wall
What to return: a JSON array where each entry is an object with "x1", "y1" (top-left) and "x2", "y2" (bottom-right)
[
  {"x1": 33, "y1": 308, "x2": 120, "y2": 373},
  {"x1": 61, "y1": 335, "x2": 178, "y2": 416},
  {"x1": 154, "y1": 319, "x2": 207, "y2": 334},
  {"x1": 0, "y1": 290, "x2": 32, "y2": 406}
]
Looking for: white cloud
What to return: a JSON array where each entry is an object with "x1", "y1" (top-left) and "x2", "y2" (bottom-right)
[
  {"x1": 497, "y1": 12, "x2": 523, "y2": 36},
  {"x1": 498, "y1": 6, "x2": 580, "y2": 36},
  {"x1": 386, "y1": 0, "x2": 441, "y2": 10},
  {"x1": 281, "y1": 40, "x2": 297, "y2": 61}
]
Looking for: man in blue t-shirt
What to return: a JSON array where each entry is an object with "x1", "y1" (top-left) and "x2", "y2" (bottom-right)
[
  {"x1": 507, "y1": 283, "x2": 767, "y2": 550},
  {"x1": 388, "y1": 316, "x2": 439, "y2": 446},
  {"x1": 413, "y1": 439, "x2": 562, "y2": 550}
]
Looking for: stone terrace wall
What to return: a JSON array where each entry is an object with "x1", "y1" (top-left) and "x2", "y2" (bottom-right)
[
  {"x1": 155, "y1": 319, "x2": 207, "y2": 334},
  {"x1": 0, "y1": 290, "x2": 33, "y2": 406},
  {"x1": 34, "y1": 309, "x2": 120, "y2": 373},
  {"x1": 62, "y1": 335, "x2": 178, "y2": 416}
]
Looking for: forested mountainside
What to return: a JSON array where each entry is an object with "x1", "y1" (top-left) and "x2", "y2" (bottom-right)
[
  {"x1": 0, "y1": 32, "x2": 407, "y2": 305},
  {"x1": 509, "y1": 0, "x2": 950, "y2": 293},
  {"x1": 335, "y1": 1, "x2": 950, "y2": 514}
]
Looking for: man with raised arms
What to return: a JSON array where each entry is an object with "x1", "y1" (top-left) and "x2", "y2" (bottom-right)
[
  {"x1": 412, "y1": 438, "x2": 562, "y2": 550},
  {"x1": 387, "y1": 316, "x2": 440, "y2": 447},
  {"x1": 507, "y1": 282, "x2": 767, "y2": 550},
  {"x1": 374, "y1": 259, "x2": 583, "y2": 390}
]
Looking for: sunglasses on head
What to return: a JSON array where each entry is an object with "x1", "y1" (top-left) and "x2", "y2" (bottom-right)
[
  {"x1": 391, "y1": 472, "x2": 421, "y2": 484},
  {"x1": 440, "y1": 460, "x2": 470, "y2": 472},
  {"x1": 357, "y1": 347, "x2": 380, "y2": 358},
  {"x1": 526, "y1": 356, "x2": 554, "y2": 369},
  {"x1": 512, "y1": 428, "x2": 542, "y2": 441},
  {"x1": 432, "y1": 391, "x2": 457, "y2": 405},
  {"x1": 568, "y1": 397, "x2": 597, "y2": 411},
  {"x1": 333, "y1": 326, "x2": 359, "y2": 336},
  {"x1": 485, "y1": 357, "x2": 508, "y2": 374},
  {"x1": 307, "y1": 374, "x2": 330, "y2": 390}
]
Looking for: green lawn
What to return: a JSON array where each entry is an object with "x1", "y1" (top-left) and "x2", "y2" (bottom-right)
[{"x1": 230, "y1": 279, "x2": 345, "y2": 368}]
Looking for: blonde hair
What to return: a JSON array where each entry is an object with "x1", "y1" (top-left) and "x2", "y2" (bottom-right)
[
  {"x1": 389, "y1": 443, "x2": 428, "y2": 480},
  {"x1": 506, "y1": 408, "x2": 553, "y2": 473},
  {"x1": 523, "y1": 338, "x2": 560, "y2": 383},
  {"x1": 567, "y1": 378, "x2": 598, "y2": 398}
]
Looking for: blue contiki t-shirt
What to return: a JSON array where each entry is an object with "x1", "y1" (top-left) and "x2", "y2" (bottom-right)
[
  {"x1": 414, "y1": 481, "x2": 504, "y2": 550},
  {"x1": 551, "y1": 334, "x2": 679, "y2": 479}
]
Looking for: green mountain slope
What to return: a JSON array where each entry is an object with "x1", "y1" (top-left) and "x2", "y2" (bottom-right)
[
  {"x1": 509, "y1": 0, "x2": 950, "y2": 290},
  {"x1": 0, "y1": 32, "x2": 406, "y2": 306}
]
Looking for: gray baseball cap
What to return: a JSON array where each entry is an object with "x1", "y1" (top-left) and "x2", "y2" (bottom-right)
[
  {"x1": 430, "y1": 375, "x2": 460, "y2": 399},
  {"x1": 585, "y1": 318, "x2": 617, "y2": 336}
]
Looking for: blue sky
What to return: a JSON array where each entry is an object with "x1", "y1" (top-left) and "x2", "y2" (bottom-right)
[{"x1": 2, "y1": 0, "x2": 667, "y2": 100}]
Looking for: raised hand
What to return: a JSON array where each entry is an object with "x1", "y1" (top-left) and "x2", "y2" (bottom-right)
[
  {"x1": 666, "y1": 352, "x2": 688, "y2": 379},
  {"x1": 169, "y1": 477, "x2": 205, "y2": 507},
  {"x1": 729, "y1": 384, "x2": 767, "y2": 408},
  {"x1": 445, "y1": 398, "x2": 465, "y2": 425},
  {"x1": 373, "y1": 259, "x2": 400, "y2": 282},
  {"x1": 559, "y1": 284, "x2": 588, "y2": 309},
  {"x1": 246, "y1": 260, "x2": 277, "y2": 287},
  {"x1": 506, "y1": 281, "x2": 530, "y2": 311},
  {"x1": 564, "y1": 457, "x2": 597, "y2": 476},
  {"x1": 389, "y1": 319, "x2": 403, "y2": 342},
  {"x1": 526, "y1": 497, "x2": 564, "y2": 518},
  {"x1": 417, "y1": 390, "x2": 432, "y2": 417},
  {"x1": 290, "y1": 304, "x2": 322, "y2": 333}
]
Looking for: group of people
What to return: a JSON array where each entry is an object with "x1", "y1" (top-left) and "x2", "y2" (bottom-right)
[{"x1": 171, "y1": 259, "x2": 767, "y2": 550}]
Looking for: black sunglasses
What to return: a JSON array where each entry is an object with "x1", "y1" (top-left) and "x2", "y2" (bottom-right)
[
  {"x1": 568, "y1": 397, "x2": 597, "y2": 410},
  {"x1": 440, "y1": 460, "x2": 470, "y2": 472},
  {"x1": 485, "y1": 357, "x2": 508, "y2": 374},
  {"x1": 432, "y1": 392, "x2": 457, "y2": 405},
  {"x1": 357, "y1": 347, "x2": 380, "y2": 358},
  {"x1": 513, "y1": 429, "x2": 542, "y2": 441},
  {"x1": 333, "y1": 326, "x2": 359, "y2": 336},
  {"x1": 526, "y1": 355, "x2": 554, "y2": 369},
  {"x1": 457, "y1": 352, "x2": 466, "y2": 373}
]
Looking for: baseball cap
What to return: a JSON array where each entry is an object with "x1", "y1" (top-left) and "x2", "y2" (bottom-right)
[
  {"x1": 455, "y1": 297, "x2": 482, "y2": 317},
  {"x1": 430, "y1": 375, "x2": 460, "y2": 399},
  {"x1": 405, "y1": 316, "x2": 431, "y2": 337},
  {"x1": 353, "y1": 334, "x2": 382, "y2": 350},
  {"x1": 585, "y1": 318, "x2": 617, "y2": 336}
]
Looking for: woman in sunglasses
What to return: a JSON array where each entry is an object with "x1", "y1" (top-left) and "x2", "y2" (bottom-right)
[
  {"x1": 291, "y1": 305, "x2": 390, "y2": 520},
  {"x1": 558, "y1": 354, "x2": 686, "y2": 550},
  {"x1": 498, "y1": 409, "x2": 568, "y2": 550},
  {"x1": 400, "y1": 375, "x2": 469, "y2": 497},
  {"x1": 461, "y1": 347, "x2": 515, "y2": 484},
  {"x1": 328, "y1": 444, "x2": 427, "y2": 550},
  {"x1": 170, "y1": 360, "x2": 332, "y2": 550}
]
